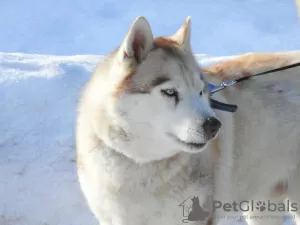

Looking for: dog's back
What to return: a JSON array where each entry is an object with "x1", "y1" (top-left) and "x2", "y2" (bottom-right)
[{"x1": 204, "y1": 52, "x2": 300, "y2": 225}]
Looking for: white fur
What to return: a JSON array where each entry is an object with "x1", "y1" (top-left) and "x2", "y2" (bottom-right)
[
  {"x1": 76, "y1": 16, "x2": 300, "y2": 225},
  {"x1": 207, "y1": 51, "x2": 300, "y2": 225},
  {"x1": 76, "y1": 16, "x2": 216, "y2": 225}
]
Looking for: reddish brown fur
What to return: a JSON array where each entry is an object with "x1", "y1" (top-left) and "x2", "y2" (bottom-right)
[
  {"x1": 153, "y1": 36, "x2": 180, "y2": 49},
  {"x1": 112, "y1": 70, "x2": 136, "y2": 98},
  {"x1": 112, "y1": 36, "x2": 181, "y2": 98},
  {"x1": 203, "y1": 53, "x2": 292, "y2": 82},
  {"x1": 206, "y1": 216, "x2": 213, "y2": 225},
  {"x1": 272, "y1": 181, "x2": 288, "y2": 196}
]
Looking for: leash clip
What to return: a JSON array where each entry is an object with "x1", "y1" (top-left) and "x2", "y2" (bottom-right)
[
  {"x1": 208, "y1": 83, "x2": 238, "y2": 113},
  {"x1": 209, "y1": 80, "x2": 237, "y2": 94}
]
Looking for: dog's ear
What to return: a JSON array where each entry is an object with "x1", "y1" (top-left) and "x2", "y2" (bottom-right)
[
  {"x1": 118, "y1": 16, "x2": 154, "y2": 66},
  {"x1": 171, "y1": 16, "x2": 191, "y2": 51}
]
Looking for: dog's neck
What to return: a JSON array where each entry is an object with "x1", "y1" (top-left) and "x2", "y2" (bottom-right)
[
  {"x1": 99, "y1": 143, "x2": 188, "y2": 190},
  {"x1": 96, "y1": 140, "x2": 213, "y2": 193}
]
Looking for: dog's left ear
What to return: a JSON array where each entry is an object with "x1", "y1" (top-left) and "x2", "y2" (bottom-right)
[
  {"x1": 171, "y1": 16, "x2": 191, "y2": 51},
  {"x1": 118, "y1": 16, "x2": 154, "y2": 65}
]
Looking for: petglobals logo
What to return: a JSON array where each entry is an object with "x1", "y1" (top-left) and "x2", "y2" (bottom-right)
[{"x1": 213, "y1": 200, "x2": 298, "y2": 213}]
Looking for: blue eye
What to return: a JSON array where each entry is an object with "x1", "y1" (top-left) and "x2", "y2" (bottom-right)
[
  {"x1": 161, "y1": 89, "x2": 178, "y2": 97},
  {"x1": 161, "y1": 88, "x2": 179, "y2": 104}
]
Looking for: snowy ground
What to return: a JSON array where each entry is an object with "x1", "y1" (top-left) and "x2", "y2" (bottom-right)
[
  {"x1": 0, "y1": 53, "x2": 100, "y2": 225},
  {"x1": 0, "y1": 52, "x2": 297, "y2": 225}
]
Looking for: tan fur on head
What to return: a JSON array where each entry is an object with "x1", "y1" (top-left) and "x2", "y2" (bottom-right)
[
  {"x1": 109, "y1": 17, "x2": 193, "y2": 99},
  {"x1": 154, "y1": 16, "x2": 191, "y2": 51},
  {"x1": 153, "y1": 37, "x2": 181, "y2": 49},
  {"x1": 112, "y1": 37, "x2": 181, "y2": 98},
  {"x1": 112, "y1": 70, "x2": 136, "y2": 98},
  {"x1": 111, "y1": 17, "x2": 193, "y2": 99}
]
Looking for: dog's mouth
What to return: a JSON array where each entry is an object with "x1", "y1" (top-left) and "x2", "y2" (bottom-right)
[{"x1": 167, "y1": 133, "x2": 206, "y2": 150}]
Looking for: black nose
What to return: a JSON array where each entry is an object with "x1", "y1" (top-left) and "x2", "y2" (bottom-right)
[{"x1": 203, "y1": 117, "x2": 222, "y2": 139}]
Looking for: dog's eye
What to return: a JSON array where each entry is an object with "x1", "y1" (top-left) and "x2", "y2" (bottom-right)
[
  {"x1": 199, "y1": 90, "x2": 203, "y2": 96},
  {"x1": 161, "y1": 88, "x2": 178, "y2": 98}
]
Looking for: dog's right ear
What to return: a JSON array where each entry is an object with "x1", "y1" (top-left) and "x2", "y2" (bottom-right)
[
  {"x1": 171, "y1": 16, "x2": 191, "y2": 51},
  {"x1": 118, "y1": 16, "x2": 154, "y2": 66}
]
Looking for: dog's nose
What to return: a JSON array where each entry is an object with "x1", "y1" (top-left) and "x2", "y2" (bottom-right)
[{"x1": 203, "y1": 117, "x2": 221, "y2": 139}]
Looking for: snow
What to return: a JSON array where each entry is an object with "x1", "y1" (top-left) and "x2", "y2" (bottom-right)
[
  {"x1": 0, "y1": 52, "x2": 296, "y2": 225},
  {"x1": 0, "y1": 53, "x2": 100, "y2": 225}
]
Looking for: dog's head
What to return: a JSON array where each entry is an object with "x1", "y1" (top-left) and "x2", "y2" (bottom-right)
[{"x1": 90, "y1": 17, "x2": 221, "y2": 163}]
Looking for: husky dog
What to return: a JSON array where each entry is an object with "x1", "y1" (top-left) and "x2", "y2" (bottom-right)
[
  {"x1": 76, "y1": 15, "x2": 300, "y2": 225},
  {"x1": 76, "y1": 16, "x2": 218, "y2": 225}
]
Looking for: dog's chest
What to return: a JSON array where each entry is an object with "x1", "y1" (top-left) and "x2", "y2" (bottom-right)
[{"x1": 105, "y1": 182, "x2": 212, "y2": 225}]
